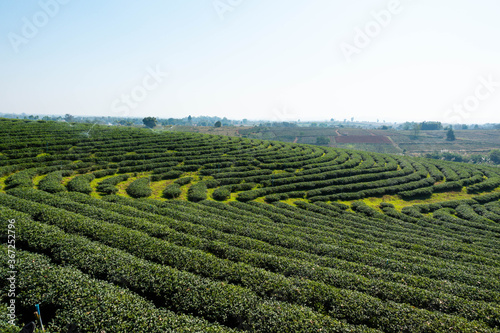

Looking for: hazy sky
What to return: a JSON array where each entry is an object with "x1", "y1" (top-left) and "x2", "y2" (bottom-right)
[{"x1": 1, "y1": 1, "x2": 500, "y2": 123}]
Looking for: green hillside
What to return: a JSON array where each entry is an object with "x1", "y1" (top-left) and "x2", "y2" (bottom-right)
[{"x1": 1, "y1": 118, "x2": 500, "y2": 333}]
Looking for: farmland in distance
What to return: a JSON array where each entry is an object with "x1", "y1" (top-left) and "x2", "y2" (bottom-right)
[{"x1": 172, "y1": 125, "x2": 500, "y2": 156}]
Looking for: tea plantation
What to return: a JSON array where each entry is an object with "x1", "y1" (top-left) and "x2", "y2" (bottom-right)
[{"x1": 1, "y1": 119, "x2": 499, "y2": 332}]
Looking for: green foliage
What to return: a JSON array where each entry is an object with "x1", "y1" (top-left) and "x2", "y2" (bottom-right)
[
  {"x1": 159, "y1": 170, "x2": 184, "y2": 179},
  {"x1": 187, "y1": 182, "x2": 207, "y2": 202},
  {"x1": 0, "y1": 246, "x2": 232, "y2": 333},
  {"x1": 142, "y1": 116, "x2": 157, "y2": 128},
  {"x1": 1, "y1": 119, "x2": 500, "y2": 332},
  {"x1": 212, "y1": 186, "x2": 231, "y2": 201},
  {"x1": 151, "y1": 170, "x2": 184, "y2": 181},
  {"x1": 399, "y1": 186, "x2": 433, "y2": 199},
  {"x1": 92, "y1": 168, "x2": 117, "y2": 178},
  {"x1": 204, "y1": 179, "x2": 220, "y2": 188},
  {"x1": 490, "y1": 149, "x2": 500, "y2": 164},
  {"x1": 467, "y1": 176, "x2": 500, "y2": 194},
  {"x1": 96, "y1": 174, "x2": 130, "y2": 194},
  {"x1": 0, "y1": 304, "x2": 21, "y2": 333},
  {"x1": 163, "y1": 183, "x2": 181, "y2": 199},
  {"x1": 126, "y1": 177, "x2": 152, "y2": 198},
  {"x1": 446, "y1": 128, "x2": 456, "y2": 141},
  {"x1": 0, "y1": 195, "x2": 371, "y2": 333},
  {"x1": 174, "y1": 176, "x2": 193, "y2": 185},
  {"x1": 316, "y1": 136, "x2": 330, "y2": 145},
  {"x1": 66, "y1": 173, "x2": 95, "y2": 194},
  {"x1": 410, "y1": 123, "x2": 421, "y2": 139},
  {"x1": 5, "y1": 168, "x2": 37, "y2": 189},
  {"x1": 420, "y1": 121, "x2": 443, "y2": 130},
  {"x1": 264, "y1": 193, "x2": 288, "y2": 203},
  {"x1": 38, "y1": 170, "x2": 72, "y2": 193}
]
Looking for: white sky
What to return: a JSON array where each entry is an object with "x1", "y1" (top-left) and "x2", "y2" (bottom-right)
[{"x1": 1, "y1": 0, "x2": 500, "y2": 123}]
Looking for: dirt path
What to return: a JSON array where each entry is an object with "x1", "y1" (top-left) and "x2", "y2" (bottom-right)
[{"x1": 386, "y1": 136, "x2": 403, "y2": 152}]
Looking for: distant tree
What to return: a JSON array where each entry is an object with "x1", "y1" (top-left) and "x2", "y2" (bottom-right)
[
  {"x1": 411, "y1": 123, "x2": 421, "y2": 139},
  {"x1": 490, "y1": 149, "x2": 500, "y2": 164},
  {"x1": 142, "y1": 117, "x2": 157, "y2": 128},
  {"x1": 316, "y1": 136, "x2": 330, "y2": 145},
  {"x1": 214, "y1": 121, "x2": 222, "y2": 127},
  {"x1": 401, "y1": 122, "x2": 412, "y2": 130},
  {"x1": 64, "y1": 114, "x2": 74, "y2": 122},
  {"x1": 442, "y1": 151, "x2": 462, "y2": 161},
  {"x1": 188, "y1": 115, "x2": 192, "y2": 124},
  {"x1": 469, "y1": 154, "x2": 485, "y2": 164},
  {"x1": 446, "y1": 128, "x2": 456, "y2": 141},
  {"x1": 425, "y1": 151, "x2": 440, "y2": 160},
  {"x1": 310, "y1": 123, "x2": 318, "y2": 127},
  {"x1": 420, "y1": 121, "x2": 442, "y2": 130},
  {"x1": 461, "y1": 124, "x2": 468, "y2": 130}
]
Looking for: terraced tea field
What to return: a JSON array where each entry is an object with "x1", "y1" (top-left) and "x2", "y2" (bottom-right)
[{"x1": 1, "y1": 119, "x2": 500, "y2": 332}]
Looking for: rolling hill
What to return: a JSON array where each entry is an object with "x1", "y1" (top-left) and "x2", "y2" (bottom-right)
[{"x1": 1, "y1": 118, "x2": 500, "y2": 332}]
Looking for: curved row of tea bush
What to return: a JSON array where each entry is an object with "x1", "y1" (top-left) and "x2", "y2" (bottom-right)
[
  {"x1": 38, "y1": 170, "x2": 72, "y2": 193},
  {"x1": 2, "y1": 193, "x2": 497, "y2": 331},
  {"x1": 10, "y1": 211, "x2": 370, "y2": 332},
  {"x1": 96, "y1": 174, "x2": 130, "y2": 194},
  {"x1": 70, "y1": 192, "x2": 500, "y2": 304},
  {"x1": 0, "y1": 246, "x2": 236, "y2": 332}
]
